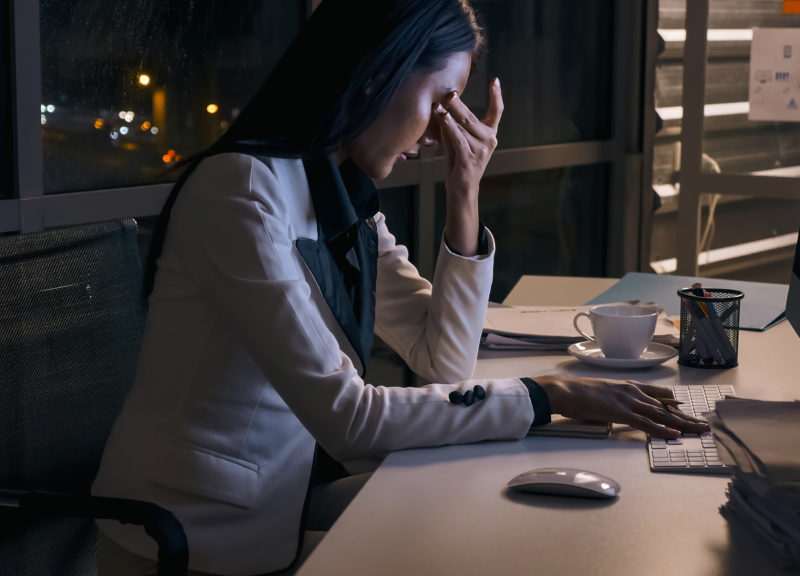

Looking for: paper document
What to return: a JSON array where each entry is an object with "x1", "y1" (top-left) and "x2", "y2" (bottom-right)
[
  {"x1": 708, "y1": 398, "x2": 800, "y2": 569},
  {"x1": 748, "y1": 28, "x2": 800, "y2": 123}
]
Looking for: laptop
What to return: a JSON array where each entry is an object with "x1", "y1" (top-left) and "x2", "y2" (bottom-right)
[{"x1": 787, "y1": 225, "x2": 800, "y2": 338}]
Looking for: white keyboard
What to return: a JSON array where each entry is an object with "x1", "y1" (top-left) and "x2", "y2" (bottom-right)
[{"x1": 647, "y1": 384, "x2": 735, "y2": 474}]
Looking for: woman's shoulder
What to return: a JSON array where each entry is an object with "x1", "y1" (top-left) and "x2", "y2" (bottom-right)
[
  {"x1": 186, "y1": 153, "x2": 308, "y2": 202},
  {"x1": 193, "y1": 152, "x2": 303, "y2": 183}
]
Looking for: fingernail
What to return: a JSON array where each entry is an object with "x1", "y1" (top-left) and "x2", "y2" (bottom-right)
[
  {"x1": 446, "y1": 91, "x2": 458, "y2": 102},
  {"x1": 492, "y1": 77, "x2": 500, "y2": 87},
  {"x1": 435, "y1": 103, "x2": 446, "y2": 114}
]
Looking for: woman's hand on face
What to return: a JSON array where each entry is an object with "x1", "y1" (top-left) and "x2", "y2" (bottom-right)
[
  {"x1": 533, "y1": 375, "x2": 710, "y2": 439},
  {"x1": 437, "y1": 78, "x2": 503, "y2": 256},
  {"x1": 437, "y1": 77, "x2": 503, "y2": 198}
]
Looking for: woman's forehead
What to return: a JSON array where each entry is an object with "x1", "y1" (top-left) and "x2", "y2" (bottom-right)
[{"x1": 413, "y1": 52, "x2": 472, "y2": 94}]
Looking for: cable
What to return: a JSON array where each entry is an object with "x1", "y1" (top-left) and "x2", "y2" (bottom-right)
[{"x1": 698, "y1": 153, "x2": 722, "y2": 265}]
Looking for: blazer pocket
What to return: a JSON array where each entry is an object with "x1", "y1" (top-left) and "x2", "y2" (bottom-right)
[{"x1": 146, "y1": 436, "x2": 259, "y2": 509}]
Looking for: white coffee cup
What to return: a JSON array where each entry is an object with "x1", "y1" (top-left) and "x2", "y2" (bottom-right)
[{"x1": 573, "y1": 304, "x2": 659, "y2": 359}]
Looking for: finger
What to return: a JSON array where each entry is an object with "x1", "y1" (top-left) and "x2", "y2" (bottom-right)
[
  {"x1": 443, "y1": 92, "x2": 495, "y2": 140},
  {"x1": 434, "y1": 104, "x2": 455, "y2": 162},
  {"x1": 635, "y1": 400, "x2": 710, "y2": 432},
  {"x1": 623, "y1": 382, "x2": 684, "y2": 412},
  {"x1": 481, "y1": 77, "x2": 504, "y2": 130},
  {"x1": 621, "y1": 413, "x2": 681, "y2": 439},
  {"x1": 612, "y1": 381, "x2": 670, "y2": 412},
  {"x1": 665, "y1": 403, "x2": 709, "y2": 424},
  {"x1": 629, "y1": 382, "x2": 676, "y2": 401},
  {"x1": 435, "y1": 104, "x2": 466, "y2": 163}
]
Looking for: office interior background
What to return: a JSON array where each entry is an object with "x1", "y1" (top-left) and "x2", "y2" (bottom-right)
[{"x1": 3, "y1": 0, "x2": 800, "y2": 383}]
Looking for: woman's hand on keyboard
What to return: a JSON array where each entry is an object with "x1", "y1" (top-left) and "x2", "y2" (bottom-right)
[{"x1": 534, "y1": 375, "x2": 710, "y2": 439}]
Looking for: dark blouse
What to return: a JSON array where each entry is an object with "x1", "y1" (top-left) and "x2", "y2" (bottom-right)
[{"x1": 296, "y1": 154, "x2": 380, "y2": 373}]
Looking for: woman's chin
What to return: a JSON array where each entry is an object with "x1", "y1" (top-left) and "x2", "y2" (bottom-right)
[{"x1": 367, "y1": 160, "x2": 397, "y2": 181}]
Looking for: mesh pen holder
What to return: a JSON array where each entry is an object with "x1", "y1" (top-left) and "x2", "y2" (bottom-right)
[{"x1": 677, "y1": 288, "x2": 744, "y2": 369}]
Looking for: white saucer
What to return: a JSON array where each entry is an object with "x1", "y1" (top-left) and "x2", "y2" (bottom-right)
[{"x1": 567, "y1": 341, "x2": 678, "y2": 369}]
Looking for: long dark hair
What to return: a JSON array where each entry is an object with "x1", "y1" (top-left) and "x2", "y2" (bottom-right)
[{"x1": 144, "y1": 0, "x2": 486, "y2": 298}]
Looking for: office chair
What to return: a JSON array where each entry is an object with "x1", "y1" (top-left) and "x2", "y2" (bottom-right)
[{"x1": 0, "y1": 218, "x2": 187, "y2": 576}]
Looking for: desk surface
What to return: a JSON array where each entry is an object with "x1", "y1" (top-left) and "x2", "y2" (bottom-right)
[{"x1": 297, "y1": 275, "x2": 798, "y2": 576}]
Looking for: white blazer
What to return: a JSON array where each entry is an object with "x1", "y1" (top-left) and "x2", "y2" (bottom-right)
[{"x1": 92, "y1": 153, "x2": 536, "y2": 575}]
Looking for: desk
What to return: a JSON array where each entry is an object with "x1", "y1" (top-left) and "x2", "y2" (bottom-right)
[{"x1": 297, "y1": 276, "x2": 799, "y2": 576}]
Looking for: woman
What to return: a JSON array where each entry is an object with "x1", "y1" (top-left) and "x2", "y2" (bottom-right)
[{"x1": 92, "y1": 1, "x2": 707, "y2": 574}]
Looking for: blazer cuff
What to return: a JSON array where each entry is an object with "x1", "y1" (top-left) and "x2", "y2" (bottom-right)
[{"x1": 520, "y1": 378, "x2": 552, "y2": 427}]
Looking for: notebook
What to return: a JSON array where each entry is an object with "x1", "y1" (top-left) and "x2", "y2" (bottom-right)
[{"x1": 528, "y1": 415, "x2": 611, "y2": 438}]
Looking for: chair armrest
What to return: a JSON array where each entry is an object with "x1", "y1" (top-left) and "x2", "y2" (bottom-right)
[{"x1": 0, "y1": 489, "x2": 188, "y2": 576}]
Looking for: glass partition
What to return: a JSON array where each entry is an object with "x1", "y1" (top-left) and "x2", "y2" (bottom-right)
[
  {"x1": 652, "y1": 0, "x2": 800, "y2": 281},
  {"x1": 702, "y1": 0, "x2": 800, "y2": 175}
]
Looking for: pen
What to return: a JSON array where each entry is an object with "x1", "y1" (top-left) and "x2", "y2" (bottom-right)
[
  {"x1": 690, "y1": 283, "x2": 737, "y2": 364},
  {"x1": 656, "y1": 397, "x2": 682, "y2": 408}
]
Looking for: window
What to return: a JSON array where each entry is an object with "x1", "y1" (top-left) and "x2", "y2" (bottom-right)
[{"x1": 39, "y1": 0, "x2": 304, "y2": 193}]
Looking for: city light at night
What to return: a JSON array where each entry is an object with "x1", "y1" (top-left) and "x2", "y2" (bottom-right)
[
  {"x1": 162, "y1": 149, "x2": 181, "y2": 164},
  {"x1": 138, "y1": 74, "x2": 151, "y2": 86},
  {"x1": 206, "y1": 103, "x2": 219, "y2": 114}
]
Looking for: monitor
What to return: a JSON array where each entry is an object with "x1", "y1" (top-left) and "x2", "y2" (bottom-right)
[{"x1": 788, "y1": 226, "x2": 800, "y2": 338}]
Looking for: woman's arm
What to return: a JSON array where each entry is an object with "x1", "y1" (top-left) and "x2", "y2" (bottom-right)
[
  {"x1": 373, "y1": 212, "x2": 493, "y2": 384},
  {"x1": 439, "y1": 78, "x2": 502, "y2": 256},
  {"x1": 374, "y1": 79, "x2": 504, "y2": 382}
]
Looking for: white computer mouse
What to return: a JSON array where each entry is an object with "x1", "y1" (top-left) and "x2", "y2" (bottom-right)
[{"x1": 507, "y1": 467, "x2": 621, "y2": 499}]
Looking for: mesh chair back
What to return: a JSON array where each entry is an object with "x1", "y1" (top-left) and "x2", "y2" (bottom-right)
[{"x1": 0, "y1": 219, "x2": 147, "y2": 576}]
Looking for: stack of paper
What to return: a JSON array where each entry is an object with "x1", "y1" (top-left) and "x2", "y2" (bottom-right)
[
  {"x1": 482, "y1": 304, "x2": 680, "y2": 351},
  {"x1": 707, "y1": 398, "x2": 800, "y2": 569}
]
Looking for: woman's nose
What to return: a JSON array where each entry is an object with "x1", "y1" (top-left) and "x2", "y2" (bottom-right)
[{"x1": 419, "y1": 128, "x2": 438, "y2": 146}]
